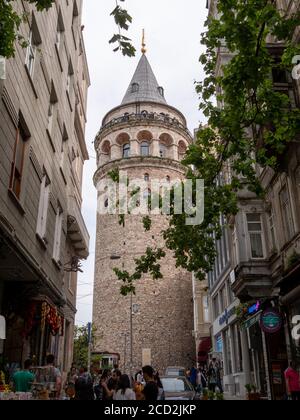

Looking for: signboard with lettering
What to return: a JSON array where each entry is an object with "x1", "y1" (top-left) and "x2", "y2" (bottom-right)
[{"x1": 260, "y1": 309, "x2": 282, "y2": 334}]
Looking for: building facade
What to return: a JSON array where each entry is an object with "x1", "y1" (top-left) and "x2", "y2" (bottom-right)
[
  {"x1": 93, "y1": 53, "x2": 195, "y2": 373},
  {"x1": 0, "y1": 0, "x2": 90, "y2": 378},
  {"x1": 207, "y1": 0, "x2": 300, "y2": 400}
]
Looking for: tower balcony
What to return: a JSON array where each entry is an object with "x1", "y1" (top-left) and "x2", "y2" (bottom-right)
[
  {"x1": 67, "y1": 195, "x2": 90, "y2": 259},
  {"x1": 96, "y1": 112, "x2": 192, "y2": 143}
]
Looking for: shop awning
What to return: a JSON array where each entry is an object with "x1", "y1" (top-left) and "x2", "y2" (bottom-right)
[
  {"x1": 198, "y1": 337, "x2": 212, "y2": 362},
  {"x1": 0, "y1": 315, "x2": 6, "y2": 339}
]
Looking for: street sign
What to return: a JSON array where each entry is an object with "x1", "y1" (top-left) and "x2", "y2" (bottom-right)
[{"x1": 260, "y1": 309, "x2": 282, "y2": 334}]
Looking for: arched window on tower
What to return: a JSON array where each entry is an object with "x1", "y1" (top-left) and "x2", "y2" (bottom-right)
[
  {"x1": 144, "y1": 173, "x2": 150, "y2": 182},
  {"x1": 132, "y1": 83, "x2": 139, "y2": 93},
  {"x1": 123, "y1": 143, "x2": 130, "y2": 158},
  {"x1": 158, "y1": 86, "x2": 164, "y2": 97},
  {"x1": 141, "y1": 141, "x2": 150, "y2": 156}
]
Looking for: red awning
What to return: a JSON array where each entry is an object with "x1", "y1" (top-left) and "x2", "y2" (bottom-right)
[{"x1": 198, "y1": 337, "x2": 212, "y2": 362}]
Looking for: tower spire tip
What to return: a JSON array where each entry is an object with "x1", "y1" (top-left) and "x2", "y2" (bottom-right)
[{"x1": 141, "y1": 29, "x2": 147, "y2": 54}]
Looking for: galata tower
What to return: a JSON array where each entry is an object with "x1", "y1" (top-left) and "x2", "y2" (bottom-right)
[{"x1": 92, "y1": 48, "x2": 194, "y2": 374}]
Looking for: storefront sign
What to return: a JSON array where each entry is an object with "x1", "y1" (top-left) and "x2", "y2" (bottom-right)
[
  {"x1": 260, "y1": 309, "x2": 282, "y2": 334},
  {"x1": 248, "y1": 301, "x2": 261, "y2": 315},
  {"x1": 219, "y1": 307, "x2": 236, "y2": 326},
  {"x1": 272, "y1": 364, "x2": 283, "y2": 385},
  {"x1": 0, "y1": 315, "x2": 6, "y2": 340},
  {"x1": 241, "y1": 312, "x2": 262, "y2": 331}
]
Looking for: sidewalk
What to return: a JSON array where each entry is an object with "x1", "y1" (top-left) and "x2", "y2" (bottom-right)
[{"x1": 224, "y1": 393, "x2": 246, "y2": 401}]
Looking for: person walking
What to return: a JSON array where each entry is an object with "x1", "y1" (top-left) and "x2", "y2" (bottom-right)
[
  {"x1": 208, "y1": 358, "x2": 223, "y2": 394},
  {"x1": 113, "y1": 374, "x2": 136, "y2": 400},
  {"x1": 75, "y1": 367, "x2": 94, "y2": 400},
  {"x1": 12, "y1": 359, "x2": 35, "y2": 393},
  {"x1": 65, "y1": 366, "x2": 78, "y2": 400},
  {"x1": 43, "y1": 354, "x2": 62, "y2": 399},
  {"x1": 285, "y1": 362, "x2": 300, "y2": 400},
  {"x1": 154, "y1": 372, "x2": 165, "y2": 400},
  {"x1": 142, "y1": 366, "x2": 158, "y2": 401}
]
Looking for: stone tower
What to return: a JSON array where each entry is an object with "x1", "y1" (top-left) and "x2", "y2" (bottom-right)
[{"x1": 93, "y1": 52, "x2": 194, "y2": 373}]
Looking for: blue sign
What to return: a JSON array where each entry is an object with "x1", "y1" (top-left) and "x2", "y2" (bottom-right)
[
  {"x1": 248, "y1": 301, "x2": 261, "y2": 315},
  {"x1": 219, "y1": 307, "x2": 236, "y2": 326}
]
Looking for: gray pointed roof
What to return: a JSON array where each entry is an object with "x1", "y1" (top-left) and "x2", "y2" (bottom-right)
[{"x1": 121, "y1": 54, "x2": 167, "y2": 105}]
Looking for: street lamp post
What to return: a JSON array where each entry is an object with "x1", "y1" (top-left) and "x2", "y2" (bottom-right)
[{"x1": 130, "y1": 292, "x2": 133, "y2": 382}]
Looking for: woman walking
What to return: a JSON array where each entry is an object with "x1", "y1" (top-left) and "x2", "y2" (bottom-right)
[{"x1": 113, "y1": 374, "x2": 136, "y2": 401}]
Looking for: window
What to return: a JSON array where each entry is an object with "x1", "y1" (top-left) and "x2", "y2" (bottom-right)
[
  {"x1": 159, "y1": 143, "x2": 166, "y2": 158},
  {"x1": 166, "y1": 176, "x2": 170, "y2": 183},
  {"x1": 203, "y1": 295, "x2": 210, "y2": 323},
  {"x1": 247, "y1": 214, "x2": 264, "y2": 259},
  {"x1": 141, "y1": 141, "x2": 150, "y2": 156},
  {"x1": 25, "y1": 31, "x2": 36, "y2": 77},
  {"x1": 280, "y1": 184, "x2": 295, "y2": 242},
  {"x1": 268, "y1": 207, "x2": 277, "y2": 250},
  {"x1": 53, "y1": 205, "x2": 63, "y2": 263},
  {"x1": 213, "y1": 295, "x2": 219, "y2": 319},
  {"x1": 220, "y1": 286, "x2": 227, "y2": 312},
  {"x1": 47, "y1": 83, "x2": 58, "y2": 139},
  {"x1": 144, "y1": 173, "x2": 150, "y2": 182},
  {"x1": 55, "y1": 8, "x2": 65, "y2": 52},
  {"x1": 36, "y1": 173, "x2": 50, "y2": 240},
  {"x1": 9, "y1": 123, "x2": 28, "y2": 199},
  {"x1": 131, "y1": 83, "x2": 139, "y2": 93},
  {"x1": 123, "y1": 143, "x2": 130, "y2": 158},
  {"x1": 158, "y1": 86, "x2": 164, "y2": 97}
]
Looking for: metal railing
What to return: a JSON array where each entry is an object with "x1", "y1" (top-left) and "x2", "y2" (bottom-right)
[{"x1": 97, "y1": 112, "x2": 192, "y2": 138}]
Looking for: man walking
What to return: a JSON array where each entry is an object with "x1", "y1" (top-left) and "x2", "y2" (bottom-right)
[
  {"x1": 285, "y1": 361, "x2": 300, "y2": 400},
  {"x1": 13, "y1": 360, "x2": 35, "y2": 392},
  {"x1": 142, "y1": 366, "x2": 158, "y2": 401}
]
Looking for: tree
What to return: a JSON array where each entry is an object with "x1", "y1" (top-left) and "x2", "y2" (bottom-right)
[
  {"x1": 0, "y1": 0, "x2": 135, "y2": 59},
  {"x1": 113, "y1": 0, "x2": 300, "y2": 294},
  {"x1": 73, "y1": 324, "x2": 98, "y2": 368}
]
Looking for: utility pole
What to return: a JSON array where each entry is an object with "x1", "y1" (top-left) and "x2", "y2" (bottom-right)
[
  {"x1": 87, "y1": 322, "x2": 92, "y2": 374},
  {"x1": 130, "y1": 292, "x2": 133, "y2": 383}
]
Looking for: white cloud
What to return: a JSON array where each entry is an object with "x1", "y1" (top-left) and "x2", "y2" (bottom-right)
[{"x1": 76, "y1": 0, "x2": 208, "y2": 326}]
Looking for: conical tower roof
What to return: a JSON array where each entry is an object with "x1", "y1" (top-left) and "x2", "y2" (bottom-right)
[{"x1": 121, "y1": 54, "x2": 167, "y2": 105}]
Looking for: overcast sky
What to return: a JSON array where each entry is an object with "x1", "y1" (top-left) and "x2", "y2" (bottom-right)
[{"x1": 76, "y1": 0, "x2": 208, "y2": 326}]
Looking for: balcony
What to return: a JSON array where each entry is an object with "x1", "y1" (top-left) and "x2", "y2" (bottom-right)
[
  {"x1": 67, "y1": 195, "x2": 90, "y2": 259},
  {"x1": 96, "y1": 112, "x2": 192, "y2": 141},
  {"x1": 232, "y1": 260, "x2": 273, "y2": 301}
]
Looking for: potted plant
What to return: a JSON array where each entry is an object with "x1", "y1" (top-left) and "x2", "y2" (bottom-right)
[
  {"x1": 201, "y1": 388, "x2": 209, "y2": 401},
  {"x1": 245, "y1": 384, "x2": 260, "y2": 400},
  {"x1": 216, "y1": 392, "x2": 224, "y2": 400},
  {"x1": 208, "y1": 390, "x2": 215, "y2": 400}
]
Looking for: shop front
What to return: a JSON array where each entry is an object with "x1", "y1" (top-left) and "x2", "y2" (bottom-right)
[
  {"x1": 212, "y1": 300, "x2": 248, "y2": 398},
  {"x1": 240, "y1": 302, "x2": 288, "y2": 400}
]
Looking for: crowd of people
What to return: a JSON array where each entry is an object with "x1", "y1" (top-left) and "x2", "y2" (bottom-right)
[
  {"x1": 65, "y1": 365, "x2": 165, "y2": 401},
  {"x1": 186, "y1": 358, "x2": 223, "y2": 395}
]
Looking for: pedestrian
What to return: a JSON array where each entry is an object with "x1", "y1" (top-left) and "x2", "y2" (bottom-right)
[
  {"x1": 65, "y1": 366, "x2": 78, "y2": 400},
  {"x1": 113, "y1": 374, "x2": 136, "y2": 400},
  {"x1": 101, "y1": 369, "x2": 120, "y2": 400},
  {"x1": 190, "y1": 366, "x2": 198, "y2": 390},
  {"x1": 196, "y1": 366, "x2": 208, "y2": 394},
  {"x1": 208, "y1": 358, "x2": 223, "y2": 394},
  {"x1": 154, "y1": 372, "x2": 165, "y2": 400},
  {"x1": 142, "y1": 366, "x2": 158, "y2": 401},
  {"x1": 43, "y1": 354, "x2": 62, "y2": 399},
  {"x1": 12, "y1": 359, "x2": 35, "y2": 393},
  {"x1": 75, "y1": 367, "x2": 94, "y2": 400},
  {"x1": 285, "y1": 361, "x2": 300, "y2": 400}
]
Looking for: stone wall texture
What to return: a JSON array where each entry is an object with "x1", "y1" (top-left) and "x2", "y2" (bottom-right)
[{"x1": 93, "y1": 101, "x2": 195, "y2": 373}]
